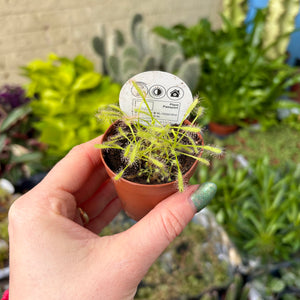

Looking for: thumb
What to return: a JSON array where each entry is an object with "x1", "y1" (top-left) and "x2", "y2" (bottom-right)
[{"x1": 122, "y1": 182, "x2": 217, "y2": 277}]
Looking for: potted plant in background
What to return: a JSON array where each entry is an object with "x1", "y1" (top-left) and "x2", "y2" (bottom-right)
[
  {"x1": 291, "y1": 58, "x2": 300, "y2": 103},
  {"x1": 153, "y1": 7, "x2": 300, "y2": 135},
  {"x1": 96, "y1": 80, "x2": 221, "y2": 220}
]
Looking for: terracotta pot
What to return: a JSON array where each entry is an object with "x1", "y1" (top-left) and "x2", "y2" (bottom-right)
[
  {"x1": 208, "y1": 122, "x2": 239, "y2": 136},
  {"x1": 291, "y1": 83, "x2": 300, "y2": 103},
  {"x1": 243, "y1": 118, "x2": 258, "y2": 125},
  {"x1": 99, "y1": 120, "x2": 204, "y2": 221}
]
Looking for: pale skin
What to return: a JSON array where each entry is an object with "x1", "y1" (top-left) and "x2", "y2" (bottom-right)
[{"x1": 8, "y1": 135, "x2": 199, "y2": 300}]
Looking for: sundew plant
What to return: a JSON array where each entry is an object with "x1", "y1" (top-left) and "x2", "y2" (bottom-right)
[{"x1": 96, "y1": 82, "x2": 221, "y2": 191}]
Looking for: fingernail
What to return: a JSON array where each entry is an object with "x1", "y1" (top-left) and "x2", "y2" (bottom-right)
[{"x1": 190, "y1": 182, "x2": 217, "y2": 212}]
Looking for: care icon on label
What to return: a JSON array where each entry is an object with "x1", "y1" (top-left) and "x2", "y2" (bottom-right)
[
  {"x1": 150, "y1": 85, "x2": 165, "y2": 99},
  {"x1": 168, "y1": 86, "x2": 184, "y2": 100},
  {"x1": 131, "y1": 81, "x2": 148, "y2": 97}
]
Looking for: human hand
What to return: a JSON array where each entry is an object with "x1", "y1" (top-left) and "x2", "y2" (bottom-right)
[{"x1": 8, "y1": 136, "x2": 216, "y2": 300}]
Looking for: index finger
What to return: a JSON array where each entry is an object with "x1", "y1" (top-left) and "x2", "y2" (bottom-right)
[{"x1": 41, "y1": 135, "x2": 107, "y2": 197}]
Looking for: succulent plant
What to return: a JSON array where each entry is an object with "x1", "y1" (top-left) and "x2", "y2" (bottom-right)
[
  {"x1": 92, "y1": 14, "x2": 201, "y2": 93},
  {"x1": 223, "y1": 0, "x2": 248, "y2": 28},
  {"x1": 223, "y1": 0, "x2": 299, "y2": 60},
  {"x1": 262, "y1": 0, "x2": 299, "y2": 59},
  {"x1": 251, "y1": 0, "x2": 300, "y2": 59}
]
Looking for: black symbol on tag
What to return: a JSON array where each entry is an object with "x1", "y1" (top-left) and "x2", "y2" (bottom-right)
[
  {"x1": 154, "y1": 88, "x2": 162, "y2": 96},
  {"x1": 150, "y1": 85, "x2": 165, "y2": 99},
  {"x1": 168, "y1": 87, "x2": 184, "y2": 100},
  {"x1": 170, "y1": 89, "x2": 180, "y2": 97}
]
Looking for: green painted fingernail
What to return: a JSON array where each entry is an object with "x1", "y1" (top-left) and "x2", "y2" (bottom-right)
[{"x1": 191, "y1": 182, "x2": 217, "y2": 212}]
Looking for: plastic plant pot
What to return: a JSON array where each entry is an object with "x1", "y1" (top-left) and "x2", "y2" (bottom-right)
[{"x1": 99, "y1": 120, "x2": 204, "y2": 221}]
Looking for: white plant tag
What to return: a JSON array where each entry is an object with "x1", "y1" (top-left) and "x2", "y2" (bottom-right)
[{"x1": 119, "y1": 71, "x2": 193, "y2": 125}]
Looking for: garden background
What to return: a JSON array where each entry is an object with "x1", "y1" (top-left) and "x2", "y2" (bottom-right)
[{"x1": 1, "y1": 0, "x2": 300, "y2": 299}]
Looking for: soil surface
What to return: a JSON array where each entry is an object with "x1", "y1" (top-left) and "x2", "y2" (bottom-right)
[{"x1": 102, "y1": 120, "x2": 203, "y2": 185}]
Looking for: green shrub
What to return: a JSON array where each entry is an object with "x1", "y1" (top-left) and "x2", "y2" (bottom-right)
[
  {"x1": 191, "y1": 155, "x2": 300, "y2": 262},
  {"x1": 21, "y1": 54, "x2": 121, "y2": 163},
  {"x1": 153, "y1": 10, "x2": 300, "y2": 128}
]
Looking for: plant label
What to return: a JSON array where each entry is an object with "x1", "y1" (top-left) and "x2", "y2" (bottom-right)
[{"x1": 119, "y1": 71, "x2": 193, "y2": 125}]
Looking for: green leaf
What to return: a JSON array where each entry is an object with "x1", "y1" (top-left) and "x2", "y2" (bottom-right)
[
  {"x1": 36, "y1": 119, "x2": 75, "y2": 150},
  {"x1": 152, "y1": 26, "x2": 177, "y2": 40},
  {"x1": 129, "y1": 142, "x2": 140, "y2": 164},
  {"x1": 132, "y1": 81, "x2": 155, "y2": 122},
  {"x1": 0, "y1": 134, "x2": 6, "y2": 152},
  {"x1": 148, "y1": 157, "x2": 164, "y2": 168},
  {"x1": 94, "y1": 144, "x2": 123, "y2": 150},
  {"x1": 181, "y1": 98, "x2": 199, "y2": 124},
  {"x1": 0, "y1": 104, "x2": 31, "y2": 131},
  {"x1": 177, "y1": 168, "x2": 184, "y2": 192},
  {"x1": 193, "y1": 156, "x2": 210, "y2": 166},
  {"x1": 114, "y1": 167, "x2": 127, "y2": 181},
  {"x1": 74, "y1": 55, "x2": 94, "y2": 73},
  {"x1": 72, "y1": 72, "x2": 101, "y2": 91},
  {"x1": 200, "y1": 145, "x2": 223, "y2": 155},
  {"x1": 269, "y1": 278, "x2": 285, "y2": 293},
  {"x1": 10, "y1": 151, "x2": 42, "y2": 163},
  {"x1": 276, "y1": 100, "x2": 300, "y2": 110},
  {"x1": 272, "y1": 188, "x2": 285, "y2": 209}
]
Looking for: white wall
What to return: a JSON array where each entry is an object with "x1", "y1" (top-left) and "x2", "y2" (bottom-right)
[{"x1": 0, "y1": 0, "x2": 222, "y2": 86}]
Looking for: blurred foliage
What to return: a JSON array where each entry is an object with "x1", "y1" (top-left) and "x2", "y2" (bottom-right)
[
  {"x1": 0, "y1": 85, "x2": 29, "y2": 110},
  {"x1": 191, "y1": 155, "x2": 300, "y2": 262},
  {"x1": 0, "y1": 85, "x2": 44, "y2": 183},
  {"x1": 136, "y1": 222, "x2": 229, "y2": 299},
  {"x1": 0, "y1": 187, "x2": 14, "y2": 268},
  {"x1": 223, "y1": 0, "x2": 300, "y2": 60},
  {"x1": 223, "y1": 0, "x2": 248, "y2": 28},
  {"x1": 153, "y1": 9, "x2": 300, "y2": 128},
  {"x1": 263, "y1": 0, "x2": 300, "y2": 60},
  {"x1": 21, "y1": 54, "x2": 120, "y2": 164},
  {"x1": 102, "y1": 214, "x2": 241, "y2": 299},
  {"x1": 215, "y1": 124, "x2": 300, "y2": 167},
  {"x1": 255, "y1": 260, "x2": 300, "y2": 299},
  {"x1": 92, "y1": 14, "x2": 201, "y2": 92},
  {"x1": 281, "y1": 110, "x2": 300, "y2": 131}
]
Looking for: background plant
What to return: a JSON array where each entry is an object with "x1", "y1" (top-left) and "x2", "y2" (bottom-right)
[
  {"x1": 153, "y1": 8, "x2": 300, "y2": 127},
  {"x1": 92, "y1": 14, "x2": 201, "y2": 93},
  {"x1": 262, "y1": 0, "x2": 300, "y2": 60},
  {"x1": 191, "y1": 155, "x2": 300, "y2": 262},
  {"x1": 0, "y1": 85, "x2": 44, "y2": 183},
  {"x1": 101, "y1": 212, "x2": 245, "y2": 300},
  {"x1": 96, "y1": 83, "x2": 221, "y2": 191},
  {"x1": 281, "y1": 109, "x2": 300, "y2": 131},
  {"x1": 212, "y1": 124, "x2": 300, "y2": 167},
  {"x1": 252, "y1": 260, "x2": 300, "y2": 299},
  {"x1": 136, "y1": 222, "x2": 232, "y2": 299},
  {"x1": 222, "y1": 0, "x2": 248, "y2": 28},
  {"x1": 222, "y1": 0, "x2": 300, "y2": 60},
  {"x1": 21, "y1": 54, "x2": 120, "y2": 164},
  {"x1": 0, "y1": 187, "x2": 14, "y2": 268}
]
